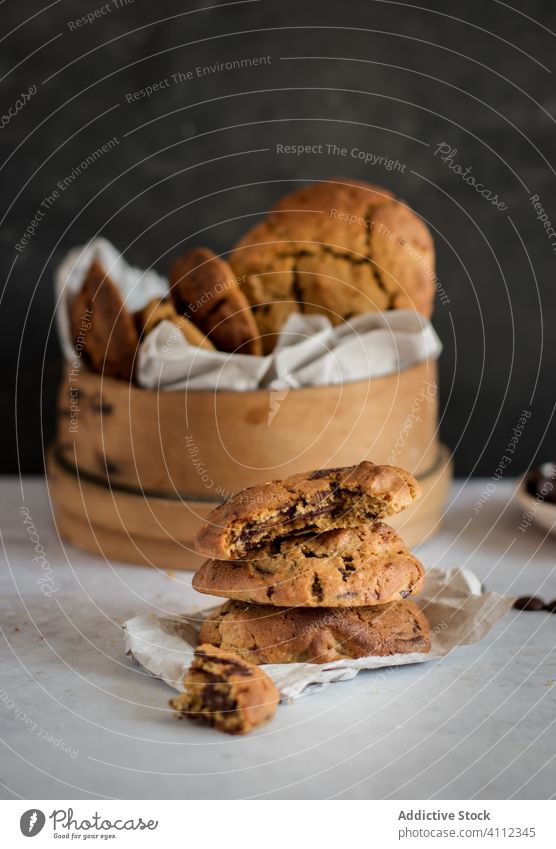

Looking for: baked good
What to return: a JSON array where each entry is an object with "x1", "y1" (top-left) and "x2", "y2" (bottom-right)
[
  {"x1": 169, "y1": 247, "x2": 262, "y2": 355},
  {"x1": 193, "y1": 522, "x2": 424, "y2": 607},
  {"x1": 69, "y1": 259, "x2": 139, "y2": 380},
  {"x1": 200, "y1": 600, "x2": 430, "y2": 664},
  {"x1": 134, "y1": 297, "x2": 215, "y2": 350},
  {"x1": 195, "y1": 461, "x2": 420, "y2": 559},
  {"x1": 229, "y1": 179, "x2": 435, "y2": 353},
  {"x1": 169, "y1": 643, "x2": 279, "y2": 734}
]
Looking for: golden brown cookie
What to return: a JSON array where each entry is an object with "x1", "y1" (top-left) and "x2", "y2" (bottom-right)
[
  {"x1": 69, "y1": 259, "x2": 139, "y2": 380},
  {"x1": 229, "y1": 179, "x2": 435, "y2": 353},
  {"x1": 169, "y1": 643, "x2": 279, "y2": 734},
  {"x1": 200, "y1": 600, "x2": 431, "y2": 664},
  {"x1": 134, "y1": 297, "x2": 215, "y2": 350},
  {"x1": 195, "y1": 461, "x2": 420, "y2": 559},
  {"x1": 169, "y1": 247, "x2": 262, "y2": 355},
  {"x1": 193, "y1": 523, "x2": 424, "y2": 607}
]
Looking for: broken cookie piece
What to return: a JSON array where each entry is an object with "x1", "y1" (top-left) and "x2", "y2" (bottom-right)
[
  {"x1": 134, "y1": 296, "x2": 215, "y2": 350},
  {"x1": 193, "y1": 522, "x2": 425, "y2": 607},
  {"x1": 169, "y1": 643, "x2": 279, "y2": 735},
  {"x1": 195, "y1": 461, "x2": 420, "y2": 560}
]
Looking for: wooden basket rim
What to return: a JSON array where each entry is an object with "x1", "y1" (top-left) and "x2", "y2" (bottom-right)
[{"x1": 71, "y1": 358, "x2": 436, "y2": 400}]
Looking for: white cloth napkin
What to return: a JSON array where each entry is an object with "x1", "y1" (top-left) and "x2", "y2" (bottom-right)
[
  {"x1": 138, "y1": 310, "x2": 442, "y2": 391},
  {"x1": 55, "y1": 239, "x2": 442, "y2": 391},
  {"x1": 54, "y1": 237, "x2": 168, "y2": 361},
  {"x1": 123, "y1": 569, "x2": 514, "y2": 700}
]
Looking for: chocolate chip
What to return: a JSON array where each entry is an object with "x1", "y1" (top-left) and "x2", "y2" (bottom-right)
[
  {"x1": 338, "y1": 560, "x2": 356, "y2": 582},
  {"x1": 311, "y1": 573, "x2": 324, "y2": 601},
  {"x1": 525, "y1": 464, "x2": 556, "y2": 505},
  {"x1": 200, "y1": 684, "x2": 237, "y2": 712},
  {"x1": 513, "y1": 596, "x2": 545, "y2": 611},
  {"x1": 544, "y1": 599, "x2": 556, "y2": 613}
]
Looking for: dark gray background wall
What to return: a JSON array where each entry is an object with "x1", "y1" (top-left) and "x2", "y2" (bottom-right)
[{"x1": 1, "y1": 0, "x2": 555, "y2": 476}]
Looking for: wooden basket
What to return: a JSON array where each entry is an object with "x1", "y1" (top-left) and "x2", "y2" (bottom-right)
[{"x1": 47, "y1": 360, "x2": 452, "y2": 569}]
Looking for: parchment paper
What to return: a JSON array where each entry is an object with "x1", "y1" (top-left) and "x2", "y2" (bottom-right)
[
  {"x1": 123, "y1": 568, "x2": 514, "y2": 700},
  {"x1": 55, "y1": 239, "x2": 442, "y2": 391},
  {"x1": 55, "y1": 238, "x2": 169, "y2": 362},
  {"x1": 137, "y1": 309, "x2": 442, "y2": 391}
]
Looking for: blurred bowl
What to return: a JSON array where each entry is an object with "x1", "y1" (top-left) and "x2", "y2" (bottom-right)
[{"x1": 517, "y1": 462, "x2": 556, "y2": 537}]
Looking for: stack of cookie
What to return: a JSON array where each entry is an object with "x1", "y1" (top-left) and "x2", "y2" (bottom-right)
[{"x1": 192, "y1": 461, "x2": 431, "y2": 664}]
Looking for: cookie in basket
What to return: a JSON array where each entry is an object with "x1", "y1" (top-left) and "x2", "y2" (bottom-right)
[
  {"x1": 135, "y1": 297, "x2": 215, "y2": 350},
  {"x1": 229, "y1": 179, "x2": 435, "y2": 353},
  {"x1": 69, "y1": 259, "x2": 139, "y2": 380},
  {"x1": 169, "y1": 247, "x2": 262, "y2": 355}
]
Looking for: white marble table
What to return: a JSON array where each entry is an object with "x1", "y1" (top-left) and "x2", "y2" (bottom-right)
[{"x1": 1, "y1": 478, "x2": 555, "y2": 800}]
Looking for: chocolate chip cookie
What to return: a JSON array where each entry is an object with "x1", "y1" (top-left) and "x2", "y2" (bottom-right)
[
  {"x1": 199, "y1": 600, "x2": 431, "y2": 664},
  {"x1": 169, "y1": 643, "x2": 279, "y2": 734},
  {"x1": 193, "y1": 522, "x2": 424, "y2": 607},
  {"x1": 134, "y1": 297, "x2": 215, "y2": 350},
  {"x1": 69, "y1": 259, "x2": 139, "y2": 380},
  {"x1": 229, "y1": 179, "x2": 436, "y2": 353},
  {"x1": 195, "y1": 461, "x2": 420, "y2": 559},
  {"x1": 169, "y1": 247, "x2": 262, "y2": 355}
]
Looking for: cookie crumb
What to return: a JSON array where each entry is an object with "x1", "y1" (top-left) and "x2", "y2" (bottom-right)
[{"x1": 169, "y1": 643, "x2": 279, "y2": 735}]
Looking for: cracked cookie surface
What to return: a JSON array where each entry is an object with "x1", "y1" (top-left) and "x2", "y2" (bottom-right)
[
  {"x1": 195, "y1": 461, "x2": 420, "y2": 560},
  {"x1": 229, "y1": 179, "x2": 435, "y2": 352},
  {"x1": 199, "y1": 600, "x2": 431, "y2": 664},
  {"x1": 169, "y1": 643, "x2": 279, "y2": 734},
  {"x1": 193, "y1": 523, "x2": 424, "y2": 607}
]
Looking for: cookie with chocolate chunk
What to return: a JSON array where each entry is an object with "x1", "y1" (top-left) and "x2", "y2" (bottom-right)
[
  {"x1": 134, "y1": 297, "x2": 215, "y2": 350},
  {"x1": 200, "y1": 600, "x2": 431, "y2": 664},
  {"x1": 193, "y1": 522, "x2": 424, "y2": 607},
  {"x1": 229, "y1": 179, "x2": 435, "y2": 353},
  {"x1": 69, "y1": 259, "x2": 139, "y2": 380},
  {"x1": 195, "y1": 461, "x2": 420, "y2": 560},
  {"x1": 169, "y1": 247, "x2": 262, "y2": 355},
  {"x1": 169, "y1": 644, "x2": 279, "y2": 734}
]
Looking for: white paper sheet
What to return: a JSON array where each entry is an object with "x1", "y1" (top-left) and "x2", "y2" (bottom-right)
[
  {"x1": 123, "y1": 568, "x2": 514, "y2": 700},
  {"x1": 55, "y1": 239, "x2": 442, "y2": 391},
  {"x1": 55, "y1": 237, "x2": 168, "y2": 361},
  {"x1": 137, "y1": 309, "x2": 442, "y2": 391}
]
